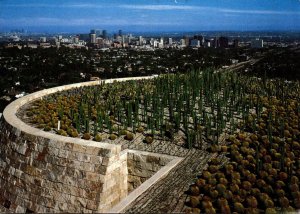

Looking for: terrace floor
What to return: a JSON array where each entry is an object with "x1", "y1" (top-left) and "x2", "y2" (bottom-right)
[{"x1": 124, "y1": 148, "x2": 226, "y2": 213}]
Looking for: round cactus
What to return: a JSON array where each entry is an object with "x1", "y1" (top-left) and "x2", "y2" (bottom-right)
[
  {"x1": 189, "y1": 184, "x2": 200, "y2": 196},
  {"x1": 202, "y1": 171, "x2": 212, "y2": 180},
  {"x1": 44, "y1": 126, "x2": 51, "y2": 131},
  {"x1": 94, "y1": 134, "x2": 102, "y2": 142},
  {"x1": 188, "y1": 196, "x2": 200, "y2": 208},
  {"x1": 125, "y1": 132, "x2": 134, "y2": 141},
  {"x1": 195, "y1": 178, "x2": 206, "y2": 188},
  {"x1": 137, "y1": 126, "x2": 144, "y2": 133},
  {"x1": 264, "y1": 199, "x2": 274, "y2": 208},
  {"x1": 208, "y1": 165, "x2": 218, "y2": 173},
  {"x1": 216, "y1": 184, "x2": 226, "y2": 195},
  {"x1": 242, "y1": 181, "x2": 252, "y2": 191},
  {"x1": 246, "y1": 196, "x2": 258, "y2": 208},
  {"x1": 145, "y1": 135, "x2": 154, "y2": 144},
  {"x1": 82, "y1": 132, "x2": 91, "y2": 140},
  {"x1": 233, "y1": 202, "x2": 244, "y2": 213},
  {"x1": 109, "y1": 133, "x2": 118, "y2": 140},
  {"x1": 279, "y1": 196, "x2": 289, "y2": 208}
]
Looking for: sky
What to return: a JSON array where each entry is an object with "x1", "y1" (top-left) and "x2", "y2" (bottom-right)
[{"x1": 0, "y1": 0, "x2": 300, "y2": 33}]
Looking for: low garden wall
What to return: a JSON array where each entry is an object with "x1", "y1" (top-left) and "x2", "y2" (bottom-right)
[{"x1": 127, "y1": 150, "x2": 173, "y2": 193}]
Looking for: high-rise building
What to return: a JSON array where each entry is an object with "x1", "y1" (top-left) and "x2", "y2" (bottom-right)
[
  {"x1": 139, "y1": 36, "x2": 143, "y2": 46},
  {"x1": 79, "y1": 34, "x2": 89, "y2": 41},
  {"x1": 251, "y1": 38, "x2": 263, "y2": 48},
  {"x1": 219, "y1": 37, "x2": 229, "y2": 48},
  {"x1": 160, "y1": 37, "x2": 164, "y2": 44},
  {"x1": 73, "y1": 36, "x2": 79, "y2": 44},
  {"x1": 96, "y1": 30, "x2": 102, "y2": 37},
  {"x1": 168, "y1": 38, "x2": 173, "y2": 45},
  {"x1": 194, "y1": 35, "x2": 204, "y2": 46},
  {"x1": 122, "y1": 35, "x2": 125, "y2": 45},
  {"x1": 90, "y1": 33, "x2": 96, "y2": 44},
  {"x1": 180, "y1": 39, "x2": 186, "y2": 47},
  {"x1": 184, "y1": 35, "x2": 190, "y2": 47},
  {"x1": 213, "y1": 37, "x2": 220, "y2": 48},
  {"x1": 40, "y1": 37, "x2": 46, "y2": 43},
  {"x1": 102, "y1": 30, "x2": 107, "y2": 39},
  {"x1": 118, "y1": 30, "x2": 122, "y2": 36},
  {"x1": 190, "y1": 39, "x2": 200, "y2": 47},
  {"x1": 233, "y1": 39, "x2": 239, "y2": 48}
]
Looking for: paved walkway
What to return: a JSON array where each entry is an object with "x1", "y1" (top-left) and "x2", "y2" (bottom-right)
[{"x1": 124, "y1": 149, "x2": 219, "y2": 213}]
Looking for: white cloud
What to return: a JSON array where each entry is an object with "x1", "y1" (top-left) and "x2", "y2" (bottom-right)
[
  {"x1": 2, "y1": 17, "x2": 180, "y2": 27},
  {"x1": 3, "y1": 3, "x2": 104, "y2": 8},
  {"x1": 220, "y1": 8, "x2": 300, "y2": 15},
  {"x1": 62, "y1": 3, "x2": 104, "y2": 8},
  {"x1": 4, "y1": 3, "x2": 300, "y2": 16},
  {"x1": 118, "y1": 4, "x2": 207, "y2": 11},
  {"x1": 118, "y1": 4, "x2": 300, "y2": 16}
]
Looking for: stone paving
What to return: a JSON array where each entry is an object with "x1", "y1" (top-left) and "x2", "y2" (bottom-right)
[{"x1": 94, "y1": 128, "x2": 227, "y2": 212}]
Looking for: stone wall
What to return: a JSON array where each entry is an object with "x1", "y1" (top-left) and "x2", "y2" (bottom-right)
[
  {"x1": 127, "y1": 151, "x2": 172, "y2": 193},
  {"x1": 0, "y1": 118, "x2": 127, "y2": 213},
  {"x1": 0, "y1": 78, "x2": 154, "y2": 213}
]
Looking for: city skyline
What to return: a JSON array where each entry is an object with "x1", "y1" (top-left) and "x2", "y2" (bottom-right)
[{"x1": 0, "y1": 0, "x2": 300, "y2": 33}]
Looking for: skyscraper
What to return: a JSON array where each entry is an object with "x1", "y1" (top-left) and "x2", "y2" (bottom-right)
[
  {"x1": 90, "y1": 33, "x2": 96, "y2": 44},
  {"x1": 219, "y1": 37, "x2": 229, "y2": 48},
  {"x1": 139, "y1": 36, "x2": 143, "y2": 46},
  {"x1": 184, "y1": 35, "x2": 190, "y2": 47},
  {"x1": 251, "y1": 38, "x2": 263, "y2": 48},
  {"x1": 233, "y1": 39, "x2": 239, "y2": 48},
  {"x1": 213, "y1": 37, "x2": 220, "y2": 48},
  {"x1": 194, "y1": 35, "x2": 204, "y2": 46},
  {"x1": 102, "y1": 30, "x2": 107, "y2": 39},
  {"x1": 118, "y1": 30, "x2": 122, "y2": 36}
]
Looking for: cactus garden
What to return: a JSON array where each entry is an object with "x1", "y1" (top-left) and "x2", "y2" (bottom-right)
[{"x1": 18, "y1": 69, "x2": 300, "y2": 212}]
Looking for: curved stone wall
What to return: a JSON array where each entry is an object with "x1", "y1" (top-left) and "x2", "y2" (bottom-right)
[{"x1": 0, "y1": 77, "x2": 154, "y2": 213}]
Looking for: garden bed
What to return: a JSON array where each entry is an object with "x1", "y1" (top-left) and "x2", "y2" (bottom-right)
[{"x1": 16, "y1": 69, "x2": 300, "y2": 212}]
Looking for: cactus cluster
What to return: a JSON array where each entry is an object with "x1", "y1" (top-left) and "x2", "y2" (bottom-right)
[{"x1": 186, "y1": 90, "x2": 300, "y2": 213}]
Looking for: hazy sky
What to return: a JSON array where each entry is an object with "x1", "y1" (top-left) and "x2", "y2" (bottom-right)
[{"x1": 1, "y1": 0, "x2": 300, "y2": 33}]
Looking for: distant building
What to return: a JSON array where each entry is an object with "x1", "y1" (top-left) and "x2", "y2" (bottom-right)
[
  {"x1": 194, "y1": 35, "x2": 204, "y2": 46},
  {"x1": 204, "y1": 40, "x2": 211, "y2": 48},
  {"x1": 180, "y1": 39, "x2": 186, "y2": 47},
  {"x1": 151, "y1": 40, "x2": 157, "y2": 47},
  {"x1": 79, "y1": 34, "x2": 89, "y2": 41},
  {"x1": 40, "y1": 37, "x2": 46, "y2": 43},
  {"x1": 95, "y1": 29, "x2": 103, "y2": 37},
  {"x1": 73, "y1": 37, "x2": 79, "y2": 44},
  {"x1": 233, "y1": 39, "x2": 239, "y2": 48},
  {"x1": 168, "y1": 38, "x2": 173, "y2": 45},
  {"x1": 183, "y1": 35, "x2": 190, "y2": 46},
  {"x1": 118, "y1": 30, "x2": 122, "y2": 36},
  {"x1": 213, "y1": 37, "x2": 220, "y2": 48},
  {"x1": 160, "y1": 37, "x2": 164, "y2": 44},
  {"x1": 219, "y1": 37, "x2": 229, "y2": 48},
  {"x1": 90, "y1": 33, "x2": 96, "y2": 44},
  {"x1": 91, "y1": 29, "x2": 102, "y2": 37},
  {"x1": 102, "y1": 30, "x2": 107, "y2": 39},
  {"x1": 190, "y1": 39, "x2": 200, "y2": 47},
  {"x1": 251, "y1": 38, "x2": 264, "y2": 48},
  {"x1": 139, "y1": 36, "x2": 143, "y2": 46}
]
